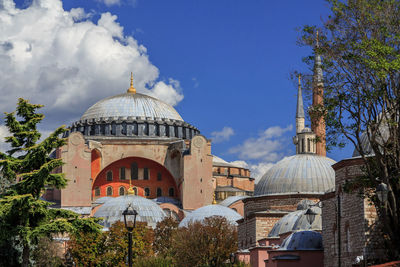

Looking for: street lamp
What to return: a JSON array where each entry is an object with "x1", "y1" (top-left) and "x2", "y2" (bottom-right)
[
  {"x1": 123, "y1": 204, "x2": 138, "y2": 267},
  {"x1": 376, "y1": 182, "x2": 388, "y2": 204},
  {"x1": 229, "y1": 253, "x2": 236, "y2": 266},
  {"x1": 305, "y1": 207, "x2": 318, "y2": 226}
]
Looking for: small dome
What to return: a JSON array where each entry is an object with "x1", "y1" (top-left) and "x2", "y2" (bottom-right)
[
  {"x1": 255, "y1": 154, "x2": 336, "y2": 196},
  {"x1": 219, "y1": 196, "x2": 248, "y2": 207},
  {"x1": 268, "y1": 206, "x2": 321, "y2": 237},
  {"x1": 81, "y1": 93, "x2": 183, "y2": 122},
  {"x1": 94, "y1": 195, "x2": 166, "y2": 229},
  {"x1": 279, "y1": 231, "x2": 323, "y2": 250},
  {"x1": 179, "y1": 204, "x2": 242, "y2": 227}
]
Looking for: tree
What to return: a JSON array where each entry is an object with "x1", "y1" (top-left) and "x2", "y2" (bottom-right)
[
  {"x1": 68, "y1": 221, "x2": 154, "y2": 266},
  {"x1": 0, "y1": 98, "x2": 101, "y2": 267},
  {"x1": 170, "y1": 216, "x2": 237, "y2": 267},
  {"x1": 153, "y1": 216, "x2": 179, "y2": 258},
  {"x1": 300, "y1": 0, "x2": 400, "y2": 260}
]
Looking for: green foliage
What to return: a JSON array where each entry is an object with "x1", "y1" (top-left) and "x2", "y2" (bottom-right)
[
  {"x1": 0, "y1": 99, "x2": 101, "y2": 266},
  {"x1": 32, "y1": 237, "x2": 65, "y2": 267},
  {"x1": 68, "y1": 221, "x2": 154, "y2": 266},
  {"x1": 299, "y1": 0, "x2": 400, "y2": 261}
]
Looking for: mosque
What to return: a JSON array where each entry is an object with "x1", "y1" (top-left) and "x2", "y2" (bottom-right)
[{"x1": 42, "y1": 41, "x2": 339, "y2": 267}]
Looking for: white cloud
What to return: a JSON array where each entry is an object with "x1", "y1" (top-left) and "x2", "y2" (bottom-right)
[
  {"x1": 0, "y1": 0, "x2": 183, "y2": 126},
  {"x1": 211, "y1": 126, "x2": 235, "y2": 143},
  {"x1": 0, "y1": 125, "x2": 10, "y2": 153},
  {"x1": 229, "y1": 125, "x2": 292, "y2": 162},
  {"x1": 98, "y1": 0, "x2": 137, "y2": 7}
]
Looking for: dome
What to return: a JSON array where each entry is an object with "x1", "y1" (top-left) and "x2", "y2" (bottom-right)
[
  {"x1": 81, "y1": 93, "x2": 183, "y2": 122},
  {"x1": 301, "y1": 127, "x2": 312, "y2": 133},
  {"x1": 268, "y1": 206, "x2": 321, "y2": 237},
  {"x1": 69, "y1": 92, "x2": 200, "y2": 139},
  {"x1": 94, "y1": 195, "x2": 166, "y2": 229},
  {"x1": 255, "y1": 154, "x2": 336, "y2": 196},
  {"x1": 219, "y1": 195, "x2": 248, "y2": 207},
  {"x1": 179, "y1": 204, "x2": 242, "y2": 227},
  {"x1": 279, "y1": 231, "x2": 323, "y2": 250}
]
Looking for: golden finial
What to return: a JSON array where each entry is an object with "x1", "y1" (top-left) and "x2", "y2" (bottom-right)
[
  {"x1": 212, "y1": 192, "x2": 217, "y2": 205},
  {"x1": 127, "y1": 178, "x2": 135, "y2": 195},
  {"x1": 127, "y1": 72, "x2": 136, "y2": 94}
]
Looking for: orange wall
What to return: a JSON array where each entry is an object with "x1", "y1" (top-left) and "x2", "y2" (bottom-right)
[{"x1": 92, "y1": 157, "x2": 179, "y2": 200}]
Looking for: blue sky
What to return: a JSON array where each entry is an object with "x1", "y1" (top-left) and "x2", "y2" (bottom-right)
[{"x1": 0, "y1": 0, "x2": 353, "y2": 180}]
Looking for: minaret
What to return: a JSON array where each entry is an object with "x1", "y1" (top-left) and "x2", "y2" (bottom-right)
[
  {"x1": 311, "y1": 31, "x2": 326, "y2": 156},
  {"x1": 296, "y1": 74, "x2": 305, "y2": 134}
]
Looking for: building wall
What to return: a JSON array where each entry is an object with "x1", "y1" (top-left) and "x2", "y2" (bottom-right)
[
  {"x1": 92, "y1": 156, "x2": 179, "y2": 199},
  {"x1": 181, "y1": 135, "x2": 213, "y2": 210},
  {"x1": 323, "y1": 158, "x2": 382, "y2": 267}
]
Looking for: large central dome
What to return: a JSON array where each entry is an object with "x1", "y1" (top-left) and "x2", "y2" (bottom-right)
[{"x1": 81, "y1": 93, "x2": 184, "y2": 122}]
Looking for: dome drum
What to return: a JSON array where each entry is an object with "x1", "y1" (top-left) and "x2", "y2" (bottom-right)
[{"x1": 68, "y1": 118, "x2": 200, "y2": 139}]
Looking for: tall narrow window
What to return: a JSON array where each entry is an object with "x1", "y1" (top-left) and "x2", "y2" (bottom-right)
[
  {"x1": 144, "y1": 168, "x2": 149, "y2": 180},
  {"x1": 106, "y1": 170, "x2": 113, "y2": 181},
  {"x1": 144, "y1": 187, "x2": 150, "y2": 197},
  {"x1": 106, "y1": 186, "x2": 113, "y2": 196},
  {"x1": 94, "y1": 187, "x2": 100, "y2": 196},
  {"x1": 119, "y1": 187, "x2": 125, "y2": 196},
  {"x1": 301, "y1": 138, "x2": 305, "y2": 153},
  {"x1": 307, "y1": 138, "x2": 311, "y2": 152},
  {"x1": 169, "y1": 187, "x2": 174, "y2": 197},
  {"x1": 157, "y1": 172, "x2": 162, "y2": 181},
  {"x1": 133, "y1": 187, "x2": 138, "y2": 195},
  {"x1": 131, "y1": 162, "x2": 138, "y2": 180},
  {"x1": 120, "y1": 167, "x2": 126, "y2": 180},
  {"x1": 157, "y1": 187, "x2": 162, "y2": 197}
]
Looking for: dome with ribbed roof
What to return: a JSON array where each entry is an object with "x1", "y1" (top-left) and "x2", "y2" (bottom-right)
[
  {"x1": 94, "y1": 195, "x2": 166, "y2": 229},
  {"x1": 178, "y1": 204, "x2": 242, "y2": 227},
  {"x1": 81, "y1": 93, "x2": 183, "y2": 122},
  {"x1": 255, "y1": 154, "x2": 335, "y2": 196}
]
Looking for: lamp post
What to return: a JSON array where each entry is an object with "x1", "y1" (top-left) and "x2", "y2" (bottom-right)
[
  {"x1": 229, "y1": 252, "x2": 236, "y2": 266},
  {"x1": 376, "y1": 182, "x2": 388, "y2": 204},
  {"x1": 123, "y1": 204, "x2": 138, "y2": 267}
]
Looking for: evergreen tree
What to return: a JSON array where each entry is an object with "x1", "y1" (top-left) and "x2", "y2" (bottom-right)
[{"x1": 0, "y1": 98, "x2": 101, "y2": 267}]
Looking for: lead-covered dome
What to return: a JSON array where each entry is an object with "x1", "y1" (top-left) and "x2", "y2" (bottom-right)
[
  {"x1": 255, "y1": 154, "x2": 335, "y2": 196},
  {"x1": 179, "y1": 204, "x2": 242, "y2": 227},
  {"x1": 69, "y1": 91, "x2": 199, "y2": 139},
  {"x1": 94, "y1": 195, "x2": 166, "y2": 229},
  {"x1": 81, "y1": 93, "x2": 183, "y2": 122}
]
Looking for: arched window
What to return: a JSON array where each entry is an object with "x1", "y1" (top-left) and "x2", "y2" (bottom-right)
[
  {"x1": 131, "y1": 162, "x2": 138, "y2": 180},
  {"x1": 106, "y1": 170, "x2": 113, "y2": 181},
  {"x1": 157, "y1": 172, "x2": 162, "y2": 181},
  {"x1": 120, "y1": 167, "x2": 126, "y2": 180},
  {"x1": 157, "y1": 187, "x2": 162, "y2": 197},
  {"x1": 119, "y1": 187, "x2": 125, "y2": 196},
  {"x1": 169, "y1": 187, "x2": 174, "y2": 197},
  {"x1": 301, "y1": 138, "x2": 305, "y2": 153},
  {"x1": 94, "y1": 187, "x2": 100, "y2": 196},
  {"x1": 144, "y1": 187, "x2": 150, "y2": 197},
  {"x1": 307, "y1": 138, "x2": 311, "y2": 152},
  {"x1": 144, "y1": 168, "x2": 149, "y2": 180},
  {"x1": 106, "y1": 186, "x2": 113, "y2": 196},
  {"x1": 133, "y1": 187, "x2": 138, "y2": 195}
]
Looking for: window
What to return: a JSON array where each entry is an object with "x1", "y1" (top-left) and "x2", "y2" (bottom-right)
[
  {"x1": 120, "y1": 167, "x2": 126, "y2": 180},
  {"x1": 157, "y1": 187, "x2": 162, "y2": 197},
  {"x1": 144, "y1": 168, "x2": 149, "y2": 180},
  {"x1": 144, "y1": 187, "x2": 150, "y2": 197},
  {"x1": 119, "y1": 187, "x2": 125, "y2": 196},
  {"x1": 94, "y1": 187, "x2": 100, "y2": 196},
  {"x1": 133, "y1": 187, "x2": 138, "y2": 195},
  {"x1": 307, "y1": 138, "x2": 311, "y2": 152},
  {"x1": 157, "y1": 172, "x2": 162, "y2": 181},
  {"x1": 106, "y1": 170, "x2": 113, "y2": 181},
  {"x1": 169, "y1": 187, "x2": 174, "y2": 197},
  {"x1": 131, "y1": 162, "x2": 138, "y2": 180},
  {"x1": 301, "y1": 138, "x2": 305, "y2": 153},
  {"x1": 106, "y1": 186, "x2": 113, "y2": 196}
]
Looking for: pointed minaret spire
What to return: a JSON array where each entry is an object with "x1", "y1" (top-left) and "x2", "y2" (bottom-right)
[
  {"x1": 127, "y1": 72, "x2": 136, "y2": 94},
  {"x1": 311, "y1": 30, "x2": 326, "y2": 157},
  {"x1": 296, "y1": 74, "x2": 305, "y2": 134}
]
